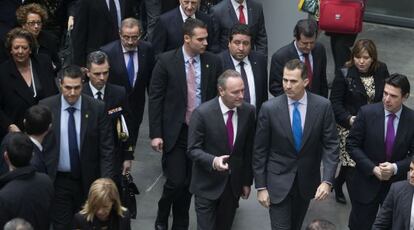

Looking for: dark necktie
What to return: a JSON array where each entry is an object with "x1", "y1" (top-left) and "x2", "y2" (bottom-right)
[
  {"x1": 109, "y1": 0, "x2": 119, "y2": 31},
  {"x1": 239, "y1": 61, "x2": 250, "y2": 103},
  {"x1": 67, "y1": 107, "x2": 81, "y2": 178},
  {"x1": 292, "y1": 102, "x2": 302, "y2": 152},
  {"x1": 226, "y1": 110, "x2": 234, "y2": 153},
  {"x1": 96, "y1": 91, "x2": 103, "y2": 100},
  {"x1": 385, "y1": 113, "x2": 396, "y2": 161},
  {"x1": 303, "y1": 53, "x2": 313, "y2": 88},
  {"x1": 127, "y1": 51, "x2": 135, "y2": 87},
  {"x1": 238, "y1": 4, "x2": 246, "y2": 24}
]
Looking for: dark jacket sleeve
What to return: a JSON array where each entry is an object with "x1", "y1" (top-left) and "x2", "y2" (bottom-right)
[{"x1": 268, "y1": 52, "x2": 285, "y2": 97}]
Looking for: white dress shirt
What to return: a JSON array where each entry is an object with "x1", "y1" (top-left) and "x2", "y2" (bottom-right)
[
  {"x1": 231, "y1": 0, "x2": 249, "y2": 24},
  {"x1": 230, "y1": 55, "x2": 256, "y2": 106},
  {"x1": 219, "y1": 97, "x2": 238, "y2": 145},
  {"x1": 89, "y1": 82, "x2": 106, "y2": 100},
  {"x1": 179, "y1": 4, "x2": 196, "y2": 21},
  {"x1": 287, "y1": 92, "x2": 307, "y2": 131},
  {"x1": 294, "y1": 41, "x2": 314, "y2": 71},
  {"x1": 122, "y1": 46, "x2": 139, "y2": 87}
]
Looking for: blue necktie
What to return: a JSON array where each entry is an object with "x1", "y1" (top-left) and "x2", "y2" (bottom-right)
[
  {"x1": 67, "y1": 107, "x2": 81, "y2": 178},
  {"x1": 127, "y1": 51, "x2": 135, "y2": 87},
  {"x1": 292, "y1": 102, "x2": 302, "y2": 152}
]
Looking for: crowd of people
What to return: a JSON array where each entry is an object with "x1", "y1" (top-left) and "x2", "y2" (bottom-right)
[{"x1": 0, "y1": 0, "x2": 412, "y2": 230}]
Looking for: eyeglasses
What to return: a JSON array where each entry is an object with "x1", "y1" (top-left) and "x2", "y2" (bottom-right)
[
  {"x1": 121, "y1": 35, "x2": 140, "y2": 41},
  {"x1": 26, "y1": 21, "x2": 43, "y2": 26}
]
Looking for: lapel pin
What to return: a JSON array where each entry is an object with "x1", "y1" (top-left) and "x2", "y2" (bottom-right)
[
  {"x1": 85, "y1": 114, "x2": 89, "y2": 119},
  {"x1": 206, "y1": 64, "x2": 209, "y2": 68}
]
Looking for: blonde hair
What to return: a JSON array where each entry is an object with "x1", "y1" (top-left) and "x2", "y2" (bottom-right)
[{"x1": 79, "y1": 178, "x2": 127, "y2": 222}]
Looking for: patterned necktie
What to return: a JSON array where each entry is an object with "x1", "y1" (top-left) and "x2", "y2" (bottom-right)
[
  {"x1": 303, "y1": 53, "x2": 313, "y2": 88},
  {"x1": 96, "y1": 91, "x2": 103, "y2": 100},
  {"x1": 185, "y1": 58, "x2": 196, "y2": 125},
  {"x1": 238, "y1": 4, "x2": 246, "y2": 24},
  {"x1": 292, "y1": 102, "x2": 302, "y2": 152},
  {"x1": 67, "y1": 107, "x2": 81, "y2": 178},
  {"x1": 127, "y1": 51, "x2": 135, "y2": 87},
  {"x1": 226, "y1": 110, "x2": 234, "y2": 152},
  {"x1": 385, "y1": 113, "x2": 396, "y2": 161},
  {"x1": 239, "y1": 61, "x2": 250, "y2": 103}
]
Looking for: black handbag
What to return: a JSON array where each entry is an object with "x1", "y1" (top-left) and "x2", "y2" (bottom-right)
[
  {"x1": 58, "y1": 29, "x2": 74, "y2": 68},
  {"x1": 120, "y1": 172, "x2": 140, "y2": 219}
]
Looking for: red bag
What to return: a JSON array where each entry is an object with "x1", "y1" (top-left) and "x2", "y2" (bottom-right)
[{"x1": 319, "y1": 0, "x2": 365, "y2": 34}]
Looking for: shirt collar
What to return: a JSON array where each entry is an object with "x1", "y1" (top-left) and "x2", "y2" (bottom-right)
[
  {"x1": 293, "y1": 40, "x2": 310, "y2": 58},
  {"x1": 179, "y1": 5, "x2": 196, "y2": 22},
  {"x1": 230, "y1": 55, "x2": 249, "y2": 68},
  {"x1": 384, "y1": 106, "x2": 403, "y2": 119},
  {"x1": 182, "y1": 46, "x2": 200, "y2": 64},
  {"x1": 29, "y1": 136, "x2": 42, "y2": 151},
  {"x1": 287, "y1": 91, "x2": 308, "y2": 106},
  {"x1": 219, "y1": 97, "x2": 237, "y2": 115},
  {"x1": 121, "y1": 45, "x2": 138, "y2": 54},
  {"x1": 61, "y1": 94, "x2": 82, "y2": 111},
  {"x1": 231, "y1": 0, "x2": 246, "y2": 11},
  {"x1": 88, "y1": 81, "x2": 106, "y2": 98}
]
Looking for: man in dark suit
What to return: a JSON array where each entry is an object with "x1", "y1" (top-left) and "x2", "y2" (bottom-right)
[
  {"x1": 219, "y1": 23, "x2": 267, "y2": 113},
  {"x1": 40, "y1": 65, "x2": 114, "y2": 230},
  {"x1": 210, "y1": 0, "x2": 267, "y2": 55},
  {"x1": 0, "y1": 132, "x2": 54, "y2": 230},
  {"x1": 188, "y1": 69, "x2": 255, "y2": 230},
  {"x1": 346, "y1": 73, "x2": 414, "y2": 230},
  {"x1": 151, "y1": 0, "x2": 219, "y2": 56},
  {"x1": 149, "y1": 18, "x2": 222, "y2": 230},
  {"x1": 253, "y1": 59, "x2": 339, "y2": 230},
  {"x1": 72, "y1": 0, "x2": 133, "y2": 66},
  {"x1": 373, "y1": 156, "x2": 414, "y2": 230},
  {"x1": 24, "y1": 105, "x2": 52, "y2": 174},
  {"x1": 269, "y1": 19, "x2": 328, "y2": 98},
  {"x1": 101, "y1": 18, "x2": 154, "y2": 148},
  {"x1": 83, "y1": 50, "x2": 134, "y2": 183}
]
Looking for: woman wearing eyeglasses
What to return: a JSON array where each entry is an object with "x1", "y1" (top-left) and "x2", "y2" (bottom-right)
[{"x1": 16, "y1": 3, "x2": 61, "y2": 70}]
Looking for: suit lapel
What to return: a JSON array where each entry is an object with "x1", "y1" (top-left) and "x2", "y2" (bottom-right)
[
  {"x1": 246, "y1": 0, "x2": 253, "y2": 25},
  {"x1": 249, "y1": 54, "x2": 261, "y2": 99},
  {"x1": 80, "y1": 97, "x2": 90, "y2": 153},
  {"x1": 10, "y1": 64, "x2": 36, "y2": 105},
  {"x1": 213, "y1": 99, "x2": 230, "y2": 152},
  {"x1": 301, "y1": 93, "x2": 317, "y2": 150},
  {"x1": 175, "y1": 49, "x2": 188, "y2": 101},
  {"x1": 224, "y1": 50, "x2": 236, "y2": 70},
  {"x1": 52, "y1": 96, "x2": 62, "y2": 152},
  {"x1": 392, "y1": 106, "x2": 408, "y2": 160},
  {"x1": 234, "y1": 104, "x2": 247, "y2": 150},
  {"x1": 116, "y1": 41, "x2": 132, "y2": 92},
  {"x1": 401, "y1": 183, "x2": 414, "y2": 229},
  {"x1": 200, "y1": 54, "x2": 209, "y2": 102},
  {"x1": 279, "y1": 95, "x2": 296, "y2": 148},
  {"x1": 227, "y1": 0, "x2": 238, "y2": 23},
  {"x1": 99, "y1": 0, "x2": 112, "y2": 23}
]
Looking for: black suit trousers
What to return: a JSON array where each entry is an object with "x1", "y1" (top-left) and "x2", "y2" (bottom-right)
[
  {"x1": 329, "y1": 33, "x2": 358, "y2": 77},
  {"x1": 194, "y1": 180, "x2": 239, "y2": 230},
  {"x1": 157, "y1": 125, "x2": 192, "y2": 229},
  {"x1": 348, "y1": 183, "x2": 389, "y2": 230},
  {"x1": 269, "y1": 176, "x2": 310, "y2": 230},
  {"x1": 52, "y1": 173, "x2": 84, "y2": 230}
]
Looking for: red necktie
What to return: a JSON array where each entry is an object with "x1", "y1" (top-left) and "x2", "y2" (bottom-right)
[
  {"x1": 238, "y1": 5, "x2": 246, "y2": 24},
  {"x1": 185, "y1": 58, "x2": 196, "y2": 125},
  {"x1": 226, "y1": 110, "x2": 234, "y2": 152},
  {"x1": 303, "y1": 53, "x2": 313, "y2": 88}
]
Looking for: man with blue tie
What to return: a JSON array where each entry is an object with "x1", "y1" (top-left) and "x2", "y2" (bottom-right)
[
  {"x1": 253, "y1": 59, "x2": 339, "y2": 230},
  {"x1": 40, "y1": 65, "x2": 114, "y2": 230},
  {"x1": 101, "y1": 18, "x2": 155, "y2": 151},
  {"x1": 347, "y1": 73, "x2": 414, "y2": 230}
]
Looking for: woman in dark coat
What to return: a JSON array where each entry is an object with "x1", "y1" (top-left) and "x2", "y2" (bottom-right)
[
  {"x1": 330, "y1": 39, "x2": 390, "y2": 204},
  {"x1": 0, "y1": 27, "x2": 57, "y2": 140},
  {"x1": 73, "y1": 178, "x2": 131, "y2": 230}
]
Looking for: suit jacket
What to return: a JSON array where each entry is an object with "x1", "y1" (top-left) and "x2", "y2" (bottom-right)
[
  {"x1": 73, "y1": 210, "x2": 131, "y2": 230},
  {"x1": 100, "y1": 40, "x2": 154, "y2": 142},
  {"x1": 0, "y1": 166, "x2": 54, "y2": 230},
  {"x1": 253, "y1": 93, "x2": 339, "y2": 204},
  {"x1": 151, "y1": 7, "x2": 219, "y2": 56},
  {"x1": 330, "y1": 62, "x2": 389, "y2": 129},
  {"x1": 40, "y1": 94, "x2": 114, "y2": 195},
  {"x1": 269, "y1": 41, "x2": 328, "y2": 98},
  {"x1": 149, "y1": 48, "x2": 222, "y2": 152},
  {"x1": 210, "y1": 0, "x2": 267, "y2": 55},
  {"x1": 219, "y1": 49, "x2": 268, "y2": 112},
  {"x1": 188, "y1": 98, "x2": 256, "y2": 200},
  {"x1": 0, "y1": 54, "x2": 58, "y2": 139},
  {"x1": 373, "y1": 180, "x2": 414, "y2": 230},
  {"x1": 37, "y1": 30, "x2": 61, "y2": 71},
  {"x1": 72, "y1": 0, "x2": 133, "y2": 66},
  {"x1": 347, "y1": 103, "x2": 414, "y2": 204},
  {"x1": 82, "y1": 83, "x2": 134, "y2": 162}
]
